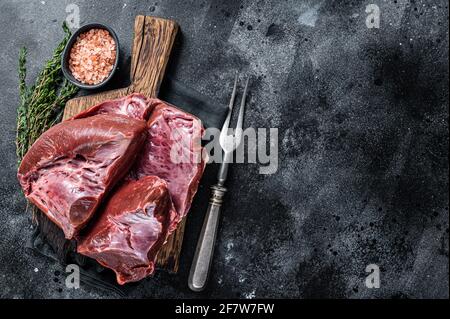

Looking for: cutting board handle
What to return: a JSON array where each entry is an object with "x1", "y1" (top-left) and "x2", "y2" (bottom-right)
[{"x1": 129, "y1": 15, "x2": 178, "y2": 97}]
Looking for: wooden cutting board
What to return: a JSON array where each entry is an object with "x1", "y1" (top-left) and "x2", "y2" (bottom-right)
[{"x1": 63, "y1": 15, "x2": 185, "y2": 273}]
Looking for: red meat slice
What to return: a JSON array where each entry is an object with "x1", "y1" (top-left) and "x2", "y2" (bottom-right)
[
  {"x1": 67, "y1": 95, "x2": 206, "y2": 284},
  {"x1": 17, "y1": 114, "x2": 147, "y2": 239},
  {"x1": 77, "y1": 176, "x2": 173, "y2": 285},
  {"x1": 72, "y1": 95, "x2": 206, "y2": 231},
  {"x1": 71, "y1": 93, "x2": 154, "y2": 120},
  {"x1": 132, "y1": 102, "x2": 206, "y2": 231}
]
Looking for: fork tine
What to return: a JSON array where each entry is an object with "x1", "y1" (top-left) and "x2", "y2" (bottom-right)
[
  {"x1": 235, "y1": 77, "x2": 249, "y2": 135},
  {"x1": 228, "y1": 73, "x2": 239, "y2": 111},
  {"x1": 220, "y1": 74, "x2": 238, "y2": 137}
]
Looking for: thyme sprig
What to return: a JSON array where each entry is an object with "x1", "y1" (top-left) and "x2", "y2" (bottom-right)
[{"x1": 16, "y1": 23, "x2": 79, "y2": 164}]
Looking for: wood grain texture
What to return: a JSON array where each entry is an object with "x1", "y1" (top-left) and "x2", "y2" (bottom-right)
[{"x1": 61, "y1": 16, "x2": 186, "y2": 273}]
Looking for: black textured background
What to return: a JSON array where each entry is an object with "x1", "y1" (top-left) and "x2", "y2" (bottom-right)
[{"x1": 0, "y1": 0, "x2": 448, "y2": 299}]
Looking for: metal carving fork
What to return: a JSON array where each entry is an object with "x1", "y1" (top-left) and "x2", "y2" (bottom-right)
[{"x1": 188, "y1": 74, "x2": 249, "y2": 291}]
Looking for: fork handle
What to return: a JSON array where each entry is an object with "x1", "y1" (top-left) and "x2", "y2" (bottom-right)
[{"x1": 188, "y1": 184, "x2": 227, "y2": 291}]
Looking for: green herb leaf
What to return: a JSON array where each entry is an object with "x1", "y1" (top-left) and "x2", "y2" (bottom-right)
[{"x1": 16, "y1": 22, "x2": 79, "y2": 164}]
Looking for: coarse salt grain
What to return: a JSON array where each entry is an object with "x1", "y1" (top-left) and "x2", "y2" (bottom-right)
[{"x1": 68, "y1": 28, "x2": 116, "y2": 85}]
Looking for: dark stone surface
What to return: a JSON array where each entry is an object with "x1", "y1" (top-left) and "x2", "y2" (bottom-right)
[{"x1": 0, "y1": 0, "x2": 448, "y2": 298}]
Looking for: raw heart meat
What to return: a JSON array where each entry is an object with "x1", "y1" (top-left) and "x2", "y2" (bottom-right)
[
  {"x1": 133, "y1": 102, "x2": 206, "y2": 231},
  {"x1": 68, "y1": 94, "x2": 206, "y2": 284},
  {"x1": 77, "y1": 176, "x2": 173, "y2": 285},
  {"x1": 17, "y1": 114, "x2": 148, "y2": 239},
  {"x1": 73, "y1": 95, "x2": 206, "y2": 231},
  {"x1": 71, "y1": 93, "x2": 154, "y2": 121}
]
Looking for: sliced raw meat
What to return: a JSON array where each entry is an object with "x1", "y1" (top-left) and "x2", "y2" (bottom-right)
[
  {"x1": 77, "y1": 176, "x2": 173, "y2": 285},
  {"x1": 132, "y1": 102, "x2": 206, "y2": 231},
  {"x1": 71, "y1": 93, "x2": 154, "y2": 120},
  {"x1": 70, "y1": 94, "x2": 206, "y2": 231},
  {"x1": 18, "y1": 114, "x2": 147, "y2": 239}
]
